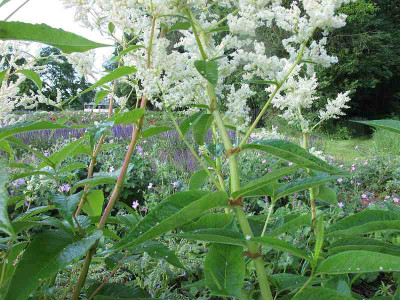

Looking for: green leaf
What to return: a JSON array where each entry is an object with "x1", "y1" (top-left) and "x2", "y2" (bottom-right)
[
  {"x1": 317, "y1": 185, "x2": 337, "y2": 204},
  {"x1": 252, "y1": 236, "x2": 312, "y2": 262},
  {"x1": 94, "y1": 90, "x2": 111, "y2": 109},
  {"x1": 267, "y1": 214, "x2": 312, "y2": 237},
  {"x1": 0, "y1": 0, "x2": 11, "y2": 8},
  {"x1": 176, "y1": 228, "x2": 246, "y2": 246},
  {"x1": 11, "y1": 170, "x2": 55, "y2": 181},
  {"x1": 38, "y1": 136, "x2": 85, "y2": 168},
  {"x1": 232, "y1": 165, "x2": 300, "y2": 199},
  {"x1": 294, "y1": 288, "x2": 356, "y2": 300},
  {"x1": 327, "y1": 210, "x2": 400, "y2": 237},
  {"x1": 53, "y1": 193, "x2": 81, "y2": 227},
  {"x1": 194, "y1": 60, "x2": 219, "y2": 85},
  {"x1": 72, "y1": 176, "x2": 116, "y2": 192},
  {"x1": 179, "y1": 111, "x2": 205, "y2": 136},
  {"x1": 8, "y1": 162, "x2": 34, "y2": 170},
  {"x1": 275, "y1": 175, "x2": 342, "y2": 200},
  {"x1": 352, "y1": 119, "x2": 400, "y2": 135},
  {"x1": 0, "y1": 21, "x2": 110, "y2": 53},
  {"x1": 17, "y1": 69, "x2": 42, "y2": 90},
  {"x1": 94, "y1": 296, "x2": 156, "y2": 300},
  {"x1": 88, "y1": 282, "x2": 151, "y2": 299},
  {"x1": 112, "y1": 45, "x2": 146, "y2": 63},
  {"x1": 314, "y1": 215, "x2": 324, "y2": 262},
  {"x1": 15, "y1": 205, "x2": 55, "y2": 221},
  {"x1": 169, "y1": 21, "x2": 192, "y2": 32},
  {"x1": 0, "y1": 69, "x2": 7, "y2": 87},
  {"x1": 243, "y1": 79, "x2": 276, "y2": 85},
  {"x1": 193, "y1": 113, "x2": 214, "y2": 145},
  {"x1": 189, "y1": 169, "x2": 209, "y2": 190},
  {"x1": 82, "y1": 190, "x2": 104, "y2": 217},
  {"x1": 114, "y1": 191, "x2": 228, "y2": 250},
  {"x1": 205, "y1": 244, "x2": 245, "y2": 298},
  {"x1": 108, "y1": 22, "x2": 115, "y2": 34},
  {"x1": 130, "y1": 242, "x2": 185, "y2": 269},
  {"x1": 0, "y1": 121, "x2": 79, "y2": 141},
  {"x1": 3, "y1": 241, "x2": 27, "y2": 283},
  {"x1": 242, "y1": 140, "x2": 344, "y2": 175},
  {"x1": 7, "y1": 136, "x2": 54, "y2": 167},
  {"x1": 0, "y1": 140, "x2": 13, "y2": 159},
  {"x1": 5, "y1": 230, "x2": 102, "y2": 300},
  {"x1": 208, "y1": 26, "x2": 230, "y2": 33},
  {"x1": 0, "y1": 162, "x2": 15, "y2": 239},
  {"x1": 140, "y1": 126, "x2": 172, "y2": 139},
  {"x1": 181, "y1": 213, "x2": 234, "y2": 232},
  {"x1": 271, "y1": 274, "x2": 327, "y2": 293},
  {"x1": 328, "y1": 237, "x2": 400, "y2": 257},
  {"x1": 109, "y1": 108, "x2": 144, "y2": 125},
  {"x1": 317, "y1": 250, "x2": 400, "y2": 274},
  {"x1": 58, "y1": 162, "x2": 87, "y2": 174}
]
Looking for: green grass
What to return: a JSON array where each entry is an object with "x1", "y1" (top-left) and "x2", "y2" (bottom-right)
[{"x1": 321, "y1": 136, "x2": 373, "y2": 162}]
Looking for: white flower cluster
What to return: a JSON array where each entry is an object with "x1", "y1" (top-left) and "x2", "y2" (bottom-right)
[
  {"x1": 250, "y1": 126, "x2": 286, "y2": 141},
  {"x1": 61, "y1": 0, "x2": 355, "y2": 133},
  {"x1": 66, "y1": 51, "x2": 96, "y2": 78}
]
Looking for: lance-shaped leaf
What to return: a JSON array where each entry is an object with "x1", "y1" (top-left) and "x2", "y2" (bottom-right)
[
  {"x1": 130, "y1": 242, "x2": 185, "y2": 269},
  {"x1": 82, "y1": 190, "x2": 104, "y2": 217},
  {"x1": 352, "y1": 119, "x2": 400, "y2": 134},
  {"x1": 317, "y1": 250, "x2": 400, "y2": 275},
  {"x1": 179, "y1": 111, "x2": 205, "y2": 136},
  {"x1": 72, "y1": 176, "x2": 116, "y2": 192},
  {"x1": 141, "y1": 126, "x2": 172, "y2": 139},
  {"x1": 271, "y1": 274, "x2": 327, "y2": 293},
  {"x1": 205, "y1": 244, "x2": 245, "y2": 298},
  {"x1": 181, "y1": 213, "x2": 234, "y2": 232},
  {"x1": 328, "y1": 237, "x2": 400, "y2": 256},
  {"x1": 0, "y1": 21, "x2": 110, "y2": 53},
  {"x1": 0, "y1": 162, "x2": 14, "y2": 238},
  {"x1": 52, "y1": 193, "x2": 81, "y2": 227},
  {"x1": 232, "y1": 165, "x2": 300, "y2": 199},
  {"x1": 241, "y1": 140, "x2": 344, "y2": 175},
  {"x1": 0, "y1": 0, "x2": 11, "y2": 8},
  {"x1": 17, "y1": 69, "x2": 42, "y2": 90},
  {"x1": 189, "y1": 169, "x2": 209, "y2": 190},
  {"x1": 94, "y1": 90, "x2": 111, "y2": 108},
  {"x1": 326, "y1": 210, "x2": 400, "y2": 237},
  {"x1": 169, "y1": 21, "x2": 192, "y2": 32},
  {"x1": 38, "y1": 136, "x2": 85, "y2": 168},
  {"x1": 109, "y1": 108, "x2": 145, "y2": 125},
  {"x1": 176, "y1": 228, "x2": 245, "y2": 246},
  {"x1": 111, "y1": 45, "x2": 146, "y2": 63},
  {"x1": 193, "y1": 113, "x2": 214, "y2": 145},
  {"x1": 7, "y1": 136, "x2": 54, "y2": 167},
  {"x1": 114, "y1": 191, "x2": 228, "y2": 250},
  {"x1": 5, "y1": 230, "x2": 102, "y2": 300},
  {"x1": 317, "y1": 185, "x2": 337, "y2": 204},
  {"x1": 294, "y1": 288, "x2": 356, "y2": 300},
  {"x1": 11, "y1": 170, "x2": 55, "y2": 181},
  {"x1": 274, "y1": 175, "x2": 342, "y2": 200},
  {"x1": 194, "y1": 60, "x2": 219, "y2": 85},
  {"x1": 58, "y1": 162, "x2": 87, "y2": 174},
  {"x1": 252, "y1": 236, "x2": 313, "y2": 262},
  {"x1": 0, "y1": 121, "x2": 80, "y2": 140}
]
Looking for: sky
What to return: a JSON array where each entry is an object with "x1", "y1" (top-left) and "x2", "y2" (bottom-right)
[{"x1": 0, "y1": 0, "x2": 114, "y2": 73}]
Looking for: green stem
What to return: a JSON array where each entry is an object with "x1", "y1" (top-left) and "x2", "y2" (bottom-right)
[
  {"x1": 261, "y1": 200, "x2": 274, "y2": 237},
  {"x1": 207, "y1": 8, "x2": 240, "y2": 32},
  {"x1": 302, "y1": 132, "x2": 317, "y2": 220},
  {"x1": 292, "y1": 274, "x2": 314, "y2": 299}
]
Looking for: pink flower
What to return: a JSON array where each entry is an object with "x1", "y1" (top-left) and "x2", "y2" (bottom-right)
[
  {"x1": 394, "y1": 197, "x2": 399, "y2": 203},
  {"x1": 288, "y1": 162, "x2": 293, "y2": 166},
  {"x1": 361, "y1": 194, "x2": 368, "y2": 199},
  {"x1": 337, "y1": 178, "x2": 343, "y2": 183},
  {"x1": 132, "y1": 200, "x2": 139, "y2": 210},
  {"x1": 338, "y1": 202, "x2": 344, "y2": 208},
  {"x1": 172, "y1": 181, "x2": 180, "y2": 188},
  {"x1": 262, "y1": 160, "x2": 267, "y2": 164},
  {"x1": 148, "y1": 183, "x2": 153, "y2": 189},
  {"x1": 109, "y1": 166, "x2": 115, "y2": 172},
  {"x1": 141, "y1": 206, "x2": 147, "y2": 213},
  {"x1": 385, "y1": 195, "x2": 391, "y2": 199}
]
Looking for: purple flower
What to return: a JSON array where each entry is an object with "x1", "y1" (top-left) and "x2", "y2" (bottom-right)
[
  {"x1": 9, "y1": 190, "x2": 14, "y2": 196},
  {"x1": 58, "y1": 184, "x2": 70, "y2": 193},
  {"x1": 172, "y1": 181, "x2": 180, "y2": 188},
  {"x1": 141, "y1": 206, "x2": 147, "y2": 213},
  {"x1": 361, "y1": 194, "x2": 368, "y2": 199},
  {"x1": 12, "y1": 178, "x2": 25, "y2": 188},
  {"x1": 137, "y1": 146, "x2": 144, "y2": 156},
  {"x1": 337, "y1": 178, "x2": 343, "y2": 183},
  {"x1": 109, "y1": 166, "x2": 115, "y2": 172},
  {"x1": 132, "y1": 200, "x2": 139, "y2": 210},
  {"x1": 338, "y1": 202, "x2": 344, "y2": 208},
  {"x1": 394, "y1": 197, "x2": 399, "y2": 203}
]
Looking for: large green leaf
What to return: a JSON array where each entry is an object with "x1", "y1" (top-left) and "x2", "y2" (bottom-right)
[
  {"x1": 194, "y1": 60, "x2": 219, "y2": 85},
  {"x1": 271, "y1": 274, "x2": 327, "y2": 293},
  {"x1": 176, "y1": 228, "x2": 246, "y2": 246},
  {"x1": 353, "y1": 119, "x2": 400, "y2": 134},
  {"x1": 0, "y1": 162, "x2": 14, "y2": 238},
  {"x1": 328, "y1": 237, "x2": 400, "y2": 256},
  {"x1": 179, "y1": 111, "x2": 205, "y2": 136},
  {"x1": 0, "y1": 21, "x2": 110, "y2": 53},
  {"x1": 94, "y1": 90, "x2": 111, "y2": 108},
  {"x1": 317, "y1": 185, "x2": 337, "y2": 204},
  {"x1": 317, "y1": 250, "x2": 400, "y2": 274},
  {"x1": 205, "y1": 244, "x2": 245, "y2": 298},
  {"x1": 252, "y1": 236, "x2": 312, "y2": 262},
  {"x1": 181, "y1": 213, "x2": 234, "y2": 232},
  {"x1": 38, "y1": 136, "x2": 85, "y2": 168},
  {"x1": 274, "y1": 175, "x2": 342, "y2": 200},
  {"x1": 11, "y1": 170, "x2": 55, "y2": 181},
  {"x1": 189, "y1": 169, "x2": 209, "y2": 190},
  {"x1": 0, "y1": 121, "x2": 79, "y2": 140},
  {"x1": 193, "y1": 113, "x2": 213, "y2": 145},
  {"x1": 72, "y1": 176, "x2": 116, "y2": 192},
  {"x1": 109, "y1": 108, "x2": 145, "y2": 125},
  {"x1": 17, "y1": 69, "x2": 42, "y2": 90},
  {"x1": 52, "y1": 193, "x2": 81, "y2": 227},
  {"x1": 114, "y1": 191, "x2": 228, "y2": 250},
  {"x1": 294, "y1": 288, "x2": 356, "y2": 300},
  {"x1": 5, "y1": 230, "x2": 102, "y2": 300},
  {"x1": 327, "y1": 210, "x2": 400, "y2": 237},
  {"x1": 130, "y1": 242, "x2": 185, "y2": 269},
  {"x1": 231, "y1": 165, "x2": 300, "y2": 199},
  {"x1": 58, "y1": 162, "x2": 87, "y2": 174},
  {"x1": 241, "y1": 140, "x2": 343, "y2": 175},
  {"x1": 140, "y1": 126, "x2": 173, "y2": 139},
  {"x1": 87, "y1": 282, "x2": 152, "y2": 299},
  {"x1": 82, "y1": 190, "x2": 104, "y2": 217}
]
